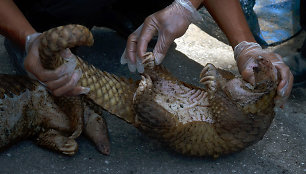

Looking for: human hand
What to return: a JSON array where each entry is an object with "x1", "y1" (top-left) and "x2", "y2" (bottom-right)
[
  {"x1": 234, "y1": 41, "x2": 294, "y2": 108},
  {"x1": 24, "y1": 33, "x2": 90, "y2": 96},
  {"x1": 121, "y1": 0, "x2": 202, "y2": 73}
]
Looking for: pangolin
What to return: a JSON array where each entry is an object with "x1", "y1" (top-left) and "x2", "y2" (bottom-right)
[
  {"x1": 0, "y1": 24, "x2": 278, "y2": 158},
  {"x1": 0, "y1": 74, "x2": 110, "y2": 155}
]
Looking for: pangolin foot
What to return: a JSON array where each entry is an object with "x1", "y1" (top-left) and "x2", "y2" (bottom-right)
[
  {"x1": 200, "y1": 63, "x2": 218, "y2": 94},
  {"x1": 134, "y1": 75, "x2": 153, "y2": 102},
  {"x1": 60, "y1": 139, "x2": 78, "y2": 156},
  {"x1": 36, "y1": 129, "x2": 78, "y2": 156},
  {"x1": 142, "y1": 53, "x2": 155, "y2": 70}
]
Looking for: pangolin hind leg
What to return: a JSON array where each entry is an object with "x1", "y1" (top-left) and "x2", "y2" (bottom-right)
[
  {"x1": 51, "y1": 96, "x2": 84, "y2": 139},
  {"x1": 36, "y1": 129, "x2": 78, "y2": 156},
  {"x1": 83, "y1": 106, "x2": 110, "y2": 155},
  {"x1": 33, "y1": 96, "x2": 84, "y2": 155}
]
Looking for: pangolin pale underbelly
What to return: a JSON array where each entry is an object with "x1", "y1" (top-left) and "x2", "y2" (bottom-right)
[{"x1": 1, "y1": 25, "x2": 277, "y2": 158}]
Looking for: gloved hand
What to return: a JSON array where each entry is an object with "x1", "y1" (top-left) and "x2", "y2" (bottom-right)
[
  {"x1": 234, "y1": 41, "x2": 294, "y2": 108},
  {"x1": 121, "y1": 0, "x2": 202, "y2": 73},
  {"x1": 23, "y1": 32, "x2": 90, "y2": 96}
]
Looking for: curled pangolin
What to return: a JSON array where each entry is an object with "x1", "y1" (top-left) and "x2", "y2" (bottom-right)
[{"x1": 0, "y1": 25, "x2": 278, "y2": 158}]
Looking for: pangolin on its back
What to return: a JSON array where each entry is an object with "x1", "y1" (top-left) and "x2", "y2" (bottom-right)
[{"x1": 0, "y1": 24, "x2": 278, "y2": 158}]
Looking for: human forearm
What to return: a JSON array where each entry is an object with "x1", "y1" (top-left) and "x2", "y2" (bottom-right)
[
  {"x1": 0, "y1": 0, "x2": 36, "y2": 49},
  {"x1": 202, "y1": 0, "x2": 256, "y2": 48},
  {"x1": 189, "y1": 0, "x2": 203, "y2": 9}
]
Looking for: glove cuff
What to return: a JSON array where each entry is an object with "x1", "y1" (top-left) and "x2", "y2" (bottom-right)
[
  {"x1": 175, "y1": 0, "x2": 203, "y2": 23},
  {"x1": 25, "y1": 32, "x2": 41, "y2": 54},
  {"x1": 234, "y1": 41, "x2": 261, "y2": 62}
]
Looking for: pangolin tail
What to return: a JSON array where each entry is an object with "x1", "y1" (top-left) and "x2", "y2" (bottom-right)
[{"x1": 39, "y1": 24, "x2": 137, "y2": 124}]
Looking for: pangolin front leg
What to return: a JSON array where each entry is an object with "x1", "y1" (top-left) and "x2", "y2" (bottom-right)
[
  {"x1": 200, "y1": 63, "x2": 218, "y2": 95},
  {"x1": 133, "y1": 74, "x2": 177, "y2": 137}
]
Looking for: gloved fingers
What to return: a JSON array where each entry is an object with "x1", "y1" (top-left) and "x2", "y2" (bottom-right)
[
  {"x1": 121, "y1": 50, "x2": 142, "y2": 73},
  {"x1": 274, "y1": 63, "x2": 294, "y2": 107},
  {"x1": 44, "y1": 72, "x2": 73, "y2": 91},
  {"x1": 268, "y1": 53, "x2": 293, "y2": 107},
  {"x1": 137, "y1": 16, "x2": 158, "y2": 59},
  {"x1": 136, "y1": 57, "x2": 144, "y2": 73},
  {"x1": 153, "y1": 34, "x2": 174, "y2": 65},
  {"x1": 56, "y1": 51, "x2": 77, "y2": 77},
  {"x1": 240, "y1": 68, "x2": 256, "y2": 86},
  {"x1": 63, "y1": 86, "x2": 91, "y2": 96},
  {"x1": 153, "y1": 50, "x2": 166, "y2": 65},
  {"x1": 51, "y1": 69, "x2": 83, "y2": 96},
  {"x1": 126, "y1": 32, "x2": 138, "y2": 65},
  {"x1": 40, "y1": 66, "x2": 89, "y2": 96},
  {"x1": 127, "y1": 60, "x2": 137, "y2": 72},
  {"x1": 122, "y1": 25, "x2": 146, "y2": 73},
  {"x1": 60, "y1": 48, "x2": 73, "y2": 59},
  {"x1": 26, "y1": 48, "x2": 77, "y2": 82},
  {"x1": 238, "y1": 56, "x2": 257, "y2": 85},
  {"x1": 120, "y1": 49, "x2": 128, "y2": 64}
]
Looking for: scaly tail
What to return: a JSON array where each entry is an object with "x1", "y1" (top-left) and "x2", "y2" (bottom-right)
[
  {"x1": 39, "y1": 24, "x2": 137, "y2": 123},
  {"x1": 39, "y1": 24, "x2": 94, "y2": 70}
]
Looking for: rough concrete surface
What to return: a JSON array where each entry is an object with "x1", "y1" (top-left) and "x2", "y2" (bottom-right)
[{"x1": 0, "y1": 24, "x2": 305, "y2": 174}]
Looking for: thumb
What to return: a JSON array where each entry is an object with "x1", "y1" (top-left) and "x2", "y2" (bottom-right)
[
  {"x1": 153, "y1": 35, "x2": 173, "y2": 65},
  {"x1": 153, "y1": 51, "x2": 165, "y2": 65},
  {"x1": 241, "y1": 68, "x2": 255, "y2": 85}
]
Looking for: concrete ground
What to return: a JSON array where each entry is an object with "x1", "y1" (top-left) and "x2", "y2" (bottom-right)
[{"x1": 0, "y1": 23, "x2": 305, "y2": 174}]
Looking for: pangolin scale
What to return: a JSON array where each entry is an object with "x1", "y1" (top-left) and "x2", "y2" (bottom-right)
[{"x1": 0, "y1": 25, "x2": 278, "y2": 158}]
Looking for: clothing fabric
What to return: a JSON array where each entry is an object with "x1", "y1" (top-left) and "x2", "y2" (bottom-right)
[
  {"x1": 251, "y1": 0, "x2": 301, "y2": 46},
  {"x1": 13, "y1": 0, "x2": 173, "y2": 33},
  {"x1": 300, "y1": 0, "x2": 306, "y2": 58},
  {"x1": 14, "y1": 0, "x2": 119, "y2": 32},
  {"x1": 239, "y1": 0, "x2": 266, "y2": 45}
]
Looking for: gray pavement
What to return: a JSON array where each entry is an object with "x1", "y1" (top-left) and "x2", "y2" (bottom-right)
[{"x1": 0, "y1": 25, "x2": 305, "y2": 174}]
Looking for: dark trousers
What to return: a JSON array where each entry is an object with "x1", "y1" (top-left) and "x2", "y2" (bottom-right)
[
  {"x1": 14, "y1": 0, "x2": 172, "y2": 33},
  {"x1": 6, "y1": 0, "x2": 173, "y2": 74},
  {"x1": 300, "y1": 0, "x2": 306, "y2": 57},
  {"x1": 301, "y1": 0, "x2": 305, "y2": 30}
]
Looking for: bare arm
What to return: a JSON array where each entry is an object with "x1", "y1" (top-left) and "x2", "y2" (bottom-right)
[
  {"x1": 202, "y1": 0, "x2": 256, "y2": 48},
  {"x1": 0, "y1": 0, "x2": 85, "y2": 97},
  {"x1": 201, "y1": 0, "x2": 293, "y2": 107},
  {"x1": 0, "y1": 0, "x2": 36, "y2": 49}
]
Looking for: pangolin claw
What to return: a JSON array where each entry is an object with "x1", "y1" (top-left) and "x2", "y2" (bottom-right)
[
  {"x1": 142, "y1": 53, "x2": 156, "y2": 69},
  {"x1": 61, "y1": 139, "x2": 78, "y2": 155}
]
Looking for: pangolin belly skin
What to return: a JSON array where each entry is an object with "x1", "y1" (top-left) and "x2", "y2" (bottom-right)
[{"x1": 7, "y1": 24, "x2": 277, "y2": 158}]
